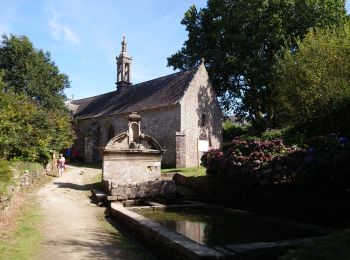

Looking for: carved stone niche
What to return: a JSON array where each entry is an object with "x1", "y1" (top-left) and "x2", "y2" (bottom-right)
[{"x1": 102, "y1": 112, "x2": 165, "y2": 191}]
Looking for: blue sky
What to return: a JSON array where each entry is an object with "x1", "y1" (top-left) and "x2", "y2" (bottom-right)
[{"x1": 0, "y1": 0, "x2": 349, "y2": 100}]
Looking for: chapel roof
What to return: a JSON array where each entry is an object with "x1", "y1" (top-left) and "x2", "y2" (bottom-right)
[{"x1": 70, "y1": 67, "x2": 198, "y2": 119}]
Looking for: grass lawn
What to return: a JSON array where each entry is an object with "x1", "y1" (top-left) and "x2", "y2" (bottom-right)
[
  {"x1": 280, "y1": 230, "x2": 350, "y2": 260},
  {"x1": 0, "y1": 172, "x2": 49, "y2": 260},
  {"x1": 0, "y1": 199, "x2": 43, "y2": 260},
  {"x1": 161, "y1": 166, "x2": 206, "y2": 177}
]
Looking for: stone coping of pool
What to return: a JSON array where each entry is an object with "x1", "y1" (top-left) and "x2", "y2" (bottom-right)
[
  {"x1": 110, "y1": 202, "x2": 224, "y2": 259},
  {"x1": 125, "y1": 200, "x2": 333, "y2": 236},
  {"x1": 110, "y1": 201, "x2": 332, "y2": 259}
]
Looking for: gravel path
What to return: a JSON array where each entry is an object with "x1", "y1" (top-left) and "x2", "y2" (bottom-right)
[{"x1": 36, "y1": 164, "x2": 141, "y2": 260}]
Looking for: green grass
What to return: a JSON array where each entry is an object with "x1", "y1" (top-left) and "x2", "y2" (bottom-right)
[
  {"x1": 0, "y1": 200, "x2": 43, "y2": 260},
  {"x1": 161, "y1": 166, "x2": 206, "y2": 177},
  {"x1": 280, "y1": 230, "x2": 350, "y2": 260}
]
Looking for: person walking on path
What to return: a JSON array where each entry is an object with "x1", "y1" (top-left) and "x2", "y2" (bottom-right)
[{"x1": 57, "y1": 154, "x2": 66, "y2": 177}]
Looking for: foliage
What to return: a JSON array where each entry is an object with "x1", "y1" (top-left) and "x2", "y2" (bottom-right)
[
  {"x1": 222, "y1": 120, "x2": 248, "y2": 142},
  {"x1": 280, "y1": 230, "x2": 350, "y2": 260},
  {"x1": 260, "y1": 129, "x2": 284, "y2": 141},
  {"x1": 0, "y1": 160, "x2": 12, "y2": 194},
  {"x1": 0, "y1": 75, "x2": 74, "y2": 164},
  {"x1": 201, "y1": 138, "x2": 302, "y2": 180},
  {"x1": 10, "y1": 161, "x2": 43, "y2": 176},
  {"x1": 0, "y1": 160, "x2": 11, "y2": 183},
  {"x1": 0, "y1": 35, "x2": 74, "y2": 163},
  {"x1": 259, "y1": 127, "x2": 307, "y2": 147},
  {"x1": 274, "y1": 23, "x2": 350, "y2": 136},
  {"x1": 201, "y1": 135, "x2": 350, "y2": 227},
  {"x1": 293, "y1": 134, "x2": 350, "y2": 187},
  {"x1": 168, "y1": 0, "x2": 347, "y2": 124},
  {"x1": 0, "y1": 35, "x2": 69, "y2": 109}
]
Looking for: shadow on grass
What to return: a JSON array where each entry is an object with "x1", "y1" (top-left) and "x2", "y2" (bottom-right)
[
  {"x1": 161, "y1": 169, "x2": 179, "y2": 173},
  {"x1": 161, "y1": 166, "x2": 206, "y2": 177}
]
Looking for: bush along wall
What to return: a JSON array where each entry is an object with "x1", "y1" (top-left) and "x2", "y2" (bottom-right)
[
  {"x1": 0, "y1": 160, "x2": 44, "y2": 219},
  {"x1": 201, "y1": 135, "x2": 350, "y2": 228}
]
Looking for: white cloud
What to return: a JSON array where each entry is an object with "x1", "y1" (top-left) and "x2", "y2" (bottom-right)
[{"x1": 46, "y1": 2, "x2": 80, "y2": 47}]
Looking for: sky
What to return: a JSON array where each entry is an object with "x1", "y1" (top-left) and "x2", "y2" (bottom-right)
[{"x1": 0, "y1": 0, "x2": 349, "y2": 100}]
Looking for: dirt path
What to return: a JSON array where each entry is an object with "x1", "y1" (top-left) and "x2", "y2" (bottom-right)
[{"x1": 36, "y1": 164, "x2": 142, "y2": 260}]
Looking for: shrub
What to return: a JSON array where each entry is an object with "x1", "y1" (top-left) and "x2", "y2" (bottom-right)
[
  {"x1": 222, "y1": 120, "x2": 248, "y2": 142},
  {"x1": 0, "y1": 160, "x2": 12, "y2": 194},
  {"x1": 274, "y1": 24, "x2": 350, "y2": 137},
  {"x1": 201, "y1": 135, "x2": 350, "y2": 227},
  {"x1": 201, "y1": 138, "x2": 303, "y2": 181}
]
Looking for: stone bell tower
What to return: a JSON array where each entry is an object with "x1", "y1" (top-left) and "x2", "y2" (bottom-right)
[{"x1": 116, "y1": 36, "x2": 132, "y2": 90}]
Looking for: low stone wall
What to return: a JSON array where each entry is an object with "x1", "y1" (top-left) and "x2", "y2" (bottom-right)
[
  {"x1": 104, "y1": 179, "x2": 177, "y2": 201},
  {"x1": 0, "y1": 164, "x2": 45, "y2": 220}
]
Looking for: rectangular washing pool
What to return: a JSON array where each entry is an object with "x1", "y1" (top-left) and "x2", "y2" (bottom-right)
[{"x1": 131, "y1": 206, "x2": 326, "y2": 247}]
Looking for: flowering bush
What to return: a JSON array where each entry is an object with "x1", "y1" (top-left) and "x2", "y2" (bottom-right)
[
  {"x1": 201, "y1": 138, "x2": 303, "y2": 182},
  {"x1": 201, "y1": 135, "x2": 350, "y2": 227}
]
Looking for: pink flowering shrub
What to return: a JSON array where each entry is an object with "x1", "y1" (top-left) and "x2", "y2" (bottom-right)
[
  {"x1": 201, "y1": 138, "x2": 304, "y2": 183},
  {"x1": 201, "y1": 136, "x2": 350, "y2": 227}
]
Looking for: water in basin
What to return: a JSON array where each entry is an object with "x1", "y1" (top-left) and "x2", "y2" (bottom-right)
[{"x1": 133, "y1": 207, "x2": 322, "y2": 247}]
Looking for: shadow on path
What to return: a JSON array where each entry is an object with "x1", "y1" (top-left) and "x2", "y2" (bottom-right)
[
  {"x1": 67, "y1": 162, "x2": 102, "y2": 169},
  {"x1": 42, "y1": 227, "x2": 138, "y2": 259},
  {"x1": 53, "y1": 182, "x2": 100, "y2": 191}
]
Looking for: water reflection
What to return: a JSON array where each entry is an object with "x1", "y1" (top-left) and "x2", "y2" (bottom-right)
[
  {"x1": 175, "y1": 221, "x2": 206, "y2": 245},
  {"x1": 136, "y1": 207, "x2": 320, "y2": 247}
]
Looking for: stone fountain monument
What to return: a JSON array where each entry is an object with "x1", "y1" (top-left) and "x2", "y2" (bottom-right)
[{"x1": 102, "y1": 112, "x2": 176, "y2": 201}]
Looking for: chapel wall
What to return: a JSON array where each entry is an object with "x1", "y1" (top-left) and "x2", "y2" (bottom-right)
[
  {"x1": 179, "y1": 64, "x2": 223, "y2": 167},
  {"x1": 74, "y1": 104, "x2": 181, "y2": 167}
]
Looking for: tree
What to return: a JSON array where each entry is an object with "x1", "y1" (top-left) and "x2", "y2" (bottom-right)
[
  {"x1": 0, "y1": 75, "x2": 74, "y2": 163},
  {"x1": 168, "y1": 0, "x2": 347, "y2": 125},
  {"x1": 274, "y1": 23, "x2": 350, "y2": 136},
  {"x1": 0, "y1": 36, "x2": 74, "y2": 163},
  {"x1": 0, "y1": 35, "x2": 70, "y2": 109}
]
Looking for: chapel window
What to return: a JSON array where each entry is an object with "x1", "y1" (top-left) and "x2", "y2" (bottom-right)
[{"x1": 201, "y1": 113, "x2": 207, "y2": 127}]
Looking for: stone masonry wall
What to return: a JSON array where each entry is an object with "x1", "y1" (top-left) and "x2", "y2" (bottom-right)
[
  {"x1": 180, "y1": 63, "x2": 223, "y2": 167},
  {"x1": 105, "y1": 180, "x2": 177, "y2": 201},
  {"x1": 103, "y1": 152, "x2": 162, "y2": 185},
  {"x1": 0, "y1": 165, "x2": 45, "y2": 220},
  {"x1": 74, "y1": 105, "x2": 181, "y2": 167}
]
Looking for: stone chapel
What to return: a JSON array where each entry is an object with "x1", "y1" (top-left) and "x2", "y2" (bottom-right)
[{"x1": 68, "y1": 37, "x2": 222, "y2": 167}]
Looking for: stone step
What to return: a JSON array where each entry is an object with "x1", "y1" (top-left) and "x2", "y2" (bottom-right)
[{"x1": 91, "y1": 188, "x2": 108, "y2": 205}]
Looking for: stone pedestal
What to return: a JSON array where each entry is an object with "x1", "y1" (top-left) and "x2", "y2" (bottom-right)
[
  {"x1": 102, "y1": 112, "x2": 171, "y2": 201},
  {"x1": 103, "y1": 150, "x2": 162, "y2": 185}
]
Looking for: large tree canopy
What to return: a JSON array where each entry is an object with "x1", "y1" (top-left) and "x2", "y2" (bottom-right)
[
  {"x1": 0, "y1": 35, "x2": 74, "y2": 163},
  {"x1": 168, "y1": 0, "x2": 347, "y2": 123},
  {"x1": 274, "y1": 23, "x2": 350, "y2": 136},
  {"x1": 0, "y1": 35, "x2": 70, "y2": 109}
]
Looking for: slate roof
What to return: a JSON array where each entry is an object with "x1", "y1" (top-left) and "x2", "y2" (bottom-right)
[{"x1": 70, "y1": 67, "x2": 198, "y2": 119}]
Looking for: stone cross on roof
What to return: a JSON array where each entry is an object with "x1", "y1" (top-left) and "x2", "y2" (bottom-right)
[{"x1": 121, "y1": 36, "x2": 127, "y2": 54}]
